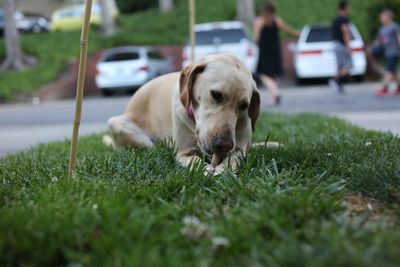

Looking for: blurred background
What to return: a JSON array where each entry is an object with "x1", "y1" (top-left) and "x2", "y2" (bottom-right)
[{"x1": 0, "y1": 0, "x2": 399, "y2": 156}]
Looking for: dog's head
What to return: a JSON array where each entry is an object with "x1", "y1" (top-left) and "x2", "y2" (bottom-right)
[{"x1": 179, "y1": 54, "x2": 260, "y2": 157}]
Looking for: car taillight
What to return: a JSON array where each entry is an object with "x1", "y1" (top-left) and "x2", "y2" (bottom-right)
[
  {"x1": 299, "y1": 50, "x2": 322, "y2": 55},
  {"x1": 351, "y1": 47, "x2": 364, "y2": 52},
  {"x1": 182, "y1": 52, "x2": 188, "y2": 61},
  {"x1": 138, "y1": 65, "x2": 149, "y2": 72},
  {"x1": 246, "y1": 47, "x2": 254, "y2": 57}
]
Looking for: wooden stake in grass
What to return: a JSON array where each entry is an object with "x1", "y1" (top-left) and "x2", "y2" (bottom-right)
[
  {"x1": 189, "y1": 0, "x2": 196, "y2": 63},
  {"x1": 68, "y1": 0, "x2": 94, "y2": 179}
]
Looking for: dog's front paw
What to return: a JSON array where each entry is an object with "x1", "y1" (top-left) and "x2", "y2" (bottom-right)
[
  {"x1": 214, "y1": 163, "x2": 238, "y2": 176},
  {"x1": 204, "y1": 164, "x2": 215, "y2": 176},
  {"x1": 214, "y1": 165, "x2": 226, "y2": 176}
]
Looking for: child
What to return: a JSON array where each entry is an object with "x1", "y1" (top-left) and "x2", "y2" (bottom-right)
[{"x1": 376, "y1": 9, "x2": 400, "y2": 96}]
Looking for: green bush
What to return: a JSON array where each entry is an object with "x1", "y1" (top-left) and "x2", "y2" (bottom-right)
[
  {"x1": 115, "y1": 0, "x2": 158, "y2": 14},
  {"x1": 365, "y1": 0, "x2": 400, "y2": 39}
]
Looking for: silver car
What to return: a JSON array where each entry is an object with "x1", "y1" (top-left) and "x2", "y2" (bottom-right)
[{"x1": 95, "y1": 46, "x2": 173, "y2": 96}]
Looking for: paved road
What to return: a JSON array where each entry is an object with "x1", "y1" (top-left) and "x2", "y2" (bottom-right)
[
  {"x1": 0, "y1": 81, "x2": 399, "y2": 156},
  {"x1": 0, "y1": 97, "x2": 127, "y2": 157}
]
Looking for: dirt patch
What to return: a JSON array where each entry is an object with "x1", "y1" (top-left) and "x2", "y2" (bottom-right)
[
  {"x1": 36, "y1": 52, "x2": 103, "y2": 102},
  {"x1": 343, "y1": 195, "x2": 395, "y2": 225}
]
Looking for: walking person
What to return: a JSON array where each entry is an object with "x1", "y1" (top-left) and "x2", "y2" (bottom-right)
[
  {"x1": 329, "y1": 0, "x2": 353, "y2": 94},
  {"x1": 375, "y1": 9, "x2": 400, "y2": 96},
  {"x1": 254, "y1": 1, "x2": 299, "y2": 106}
]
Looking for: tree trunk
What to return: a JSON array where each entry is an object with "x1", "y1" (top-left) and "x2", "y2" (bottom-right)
[
  {"x1": 98, "y1": 0, "x2": 117, "y2": 36},
  {"x1": 159, "y1": 0, "x2": 173, "y2": 13},
  {"x1": 1, "y1": 0, "x2": 24, "y2": 70},
  {"x1": 236, "y1": 0, "x2": 255, "y2": 29}
]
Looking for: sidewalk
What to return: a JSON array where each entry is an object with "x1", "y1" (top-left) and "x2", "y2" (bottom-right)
[
  {"x1": 261, "y1": 81, "x2": 400, "y2": 113},
  {"x1": 260, "y1": 81, "x2": 400, "y2": 135},
  {"x1": 330, "y1": 110, "x2": 400, "y2": 135}
]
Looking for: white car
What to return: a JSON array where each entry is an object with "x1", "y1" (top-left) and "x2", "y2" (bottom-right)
[
  {"x1": 95, "y1": 46, "x2": 173, "y2": 96},
  {"x1": 292, "y1": 24, "x2": 367, "y2": 83},
  {"x1": 182, "y1": 21, "x2": 258, "y2": 73}
]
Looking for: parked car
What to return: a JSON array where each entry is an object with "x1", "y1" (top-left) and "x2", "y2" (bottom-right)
[
  {"x1": 95, "y1": 46, "x2": 173, "y2": 96},
  {"x1": 16, "y1": 13, "x2": 50, "y2": 33},
  {"x1": 51, "y1": 4, "x2": 100, "y2": 32},
  {"x1": 0, "y1": 9, "x2": 50, "y2": 36},
  {"x1": 291, "y1": 23, "x2": 367, "y2": 83},
  {"x1": 51, "y1": 3, "x2": 117, "y2": 32},
  {"x1": 182, "y1": 21, "x2": 258, "y2": 73}
]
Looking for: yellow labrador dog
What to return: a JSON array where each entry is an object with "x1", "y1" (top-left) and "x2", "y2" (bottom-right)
[{"x1": 103, "y1": 54, "x2": 260, "y2": 174}]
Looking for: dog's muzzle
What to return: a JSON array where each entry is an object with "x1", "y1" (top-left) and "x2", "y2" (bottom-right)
[{"x1": 211, "y1": 135, "x2": 235, "y2": 154}]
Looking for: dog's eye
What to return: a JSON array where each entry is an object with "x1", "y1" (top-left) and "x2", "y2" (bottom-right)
[
  {"x1": 210, "y1": 90, "x2": 224, "y2": 104},
  {"x1": 239, "y1": 102, "x2": 249, "y2": 111}
]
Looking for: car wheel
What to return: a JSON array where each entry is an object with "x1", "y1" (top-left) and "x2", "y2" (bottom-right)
[
  {"x1": 353, "y1": 75, "x2": 364, "y2": 83},
  {"x1": 252, "y1": 74, "x2": 263, "y2": 88},
  {"x1": 101, "y1": 89, "x2": 113, "y2": 97},
  {"x1": 32, "y1": 25, "x2": 41, "y2": 33},
  {"x1": 295, "y1": 77, "x2": 306, "y2": 85},
  {"x1": 127, "y1": 86, "x2": 140, "y2": 95}
]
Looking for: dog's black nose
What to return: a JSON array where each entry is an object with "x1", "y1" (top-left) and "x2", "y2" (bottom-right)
[{"x1": 212, "y1": 136, "x2": 234, "y2": 153}]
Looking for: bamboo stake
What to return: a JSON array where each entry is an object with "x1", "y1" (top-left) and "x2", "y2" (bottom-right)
[
  {"x1": 68, "y1": 0, "x2": 93, "y2": 179},
  {"x1": 189, "y1": 0, "x2": 196, "y2": 62}
]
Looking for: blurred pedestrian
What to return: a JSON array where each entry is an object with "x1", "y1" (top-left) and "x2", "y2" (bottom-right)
[
  {"x1": 375, "y1": 9, "x2": 400, "y2": 96},
  {"x1": 254, "y1": 1, "x2": 299, "y2": 106},
  {"x1": 329, "y1": 0, "x2": 352, "y2": 94}
]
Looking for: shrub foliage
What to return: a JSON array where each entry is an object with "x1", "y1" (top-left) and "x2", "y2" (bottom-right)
[
  {"x1": 115, "y1": 0, "x2": 158, "y2": 14},
  {"x1": 365, "y1": 0, "x2": 400, "y2": 39}
]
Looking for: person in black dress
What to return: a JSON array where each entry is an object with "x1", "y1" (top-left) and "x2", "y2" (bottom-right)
[{"x1": 254, "y1": 1, "x2": 299, "y2": 106}]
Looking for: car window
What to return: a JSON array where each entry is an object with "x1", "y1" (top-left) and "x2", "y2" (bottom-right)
[
  {"x1": 196, "y1": 28, "x2": 247, "y2": 45},
  {"x1": 148, "y1": 51, "x2": 164, "y2": 59},
  {"x1": 54, "y1": 5, "x2": 100, "y2": 19},
  {"x1": 57, "y1": 9, "x2": 78, "y2": 18},
  {"x1": 306, "y1": 27, "x2": 355, "y2": 43},
  {"x1": 0, "y1": 10, "x2": 23, "y2": 21},
  {"x1": 77, "y1": 5, "x2": 100, "y2": 16},
  {"x1": 103, "y1": 52, "x2": 140, "y2": 62},
  {"x1": 15, "y1": 12, "x2": 24, "y2": 20}
]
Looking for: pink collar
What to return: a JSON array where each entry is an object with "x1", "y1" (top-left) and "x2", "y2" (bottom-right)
[{"x1": 187, "y1": 105, "x2": 196, "y2": 123}]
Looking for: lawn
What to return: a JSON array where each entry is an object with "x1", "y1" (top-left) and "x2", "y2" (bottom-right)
[
  {"x1": 0, "y1": 0, "x2": 375, "y2": 101},
  {"x1": 1, "y1": 113, "x2": 399, "y2": 267}
]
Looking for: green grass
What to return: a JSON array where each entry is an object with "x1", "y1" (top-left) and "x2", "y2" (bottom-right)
[
  {"x1": 1, "y1": 113, "x2": 400, "y2": 267},
  {"x1": 0, "y1": 0, "x2": 376, "y2": 101}
]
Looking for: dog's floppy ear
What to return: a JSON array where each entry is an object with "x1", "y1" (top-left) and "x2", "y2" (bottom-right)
[
  {"x1": 248, "y1": 88, "x2": 260, "y2": 132},
  {"x1": 179, "y1": 63, "x2": 206, "y2": 109}
]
